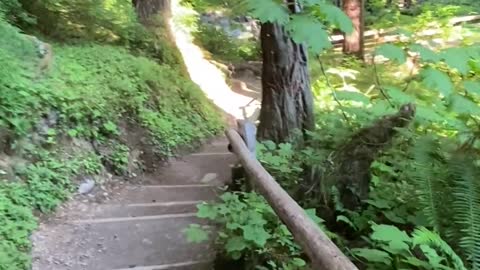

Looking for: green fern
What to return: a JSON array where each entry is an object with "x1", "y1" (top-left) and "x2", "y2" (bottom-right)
[
  {"x1": 412, "y1": 226, "x2": 467, "y2": 270},
  {"x1": 410, "y1": 136, "x2": 449, "y2": 233},
  {"x1": 449, "y1": 154, "x2": 480, "y2": 269}
]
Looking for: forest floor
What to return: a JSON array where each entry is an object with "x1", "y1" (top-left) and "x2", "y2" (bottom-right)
[{"x1": 30, "y1": 1, "x2": 262, "y2": 269}]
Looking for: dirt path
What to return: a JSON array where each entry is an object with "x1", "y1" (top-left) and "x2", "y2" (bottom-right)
[
  {"x1": 169, "y1": 0, "x2": 261, "y2": 123},
  {"x1": 31, "y1": 139, "x2": 237, "y2": 270},
  {"x1": 30, "y1": 1, "x2": 262, "y2": 269}
]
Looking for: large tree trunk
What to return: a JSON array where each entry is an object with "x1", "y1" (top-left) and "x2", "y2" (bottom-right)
[
  {"x1": 257, "y1": 0, "x2": 315, "y2": 145},
  {"x1": 342, "y1": 0, "x2": 365, "y2": 59},
  {"x1": 257, "y1": 22, "x2": 314, "y2": 145},
  {"x1": 132, "y1": 0, "x2": 170, "y2": 21}
]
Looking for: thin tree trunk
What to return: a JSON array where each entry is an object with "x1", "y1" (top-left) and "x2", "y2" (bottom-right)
[
  {"x1": 257, "y1": 21, "x2": 314, "y2": 145},
  {"x1": 342, "y1": 0, "x2": 364, "y2": 60}
]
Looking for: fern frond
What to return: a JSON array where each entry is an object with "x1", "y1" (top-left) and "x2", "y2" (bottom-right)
[
  {"x1": 411, "y1": 136, "x2": 449, "y2": 233},
  {"x1": 412, "y1": 226, "x2": 467, "y2": 270},
  {"x1": 449, "y1": 155, "x2": 480, "y2": 270}
]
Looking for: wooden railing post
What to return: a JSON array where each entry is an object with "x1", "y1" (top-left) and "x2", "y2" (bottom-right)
[{"x1": 226, "y1": 128, "x2": 359, "y2": 270}]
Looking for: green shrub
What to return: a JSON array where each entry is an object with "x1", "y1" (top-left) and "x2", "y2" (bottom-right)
[
  {"x1": 185, "y1": 192, "x2": 333, "y2": 269},
  {"x1": 0, "y1": 153, "x2": 80, "y2": 270},
  {"x1": 193, "y1": 23, "x2": 260, "y2": 62},
  {"x1": 0, "y1": 0, "x2": 35, "y2": 25}
]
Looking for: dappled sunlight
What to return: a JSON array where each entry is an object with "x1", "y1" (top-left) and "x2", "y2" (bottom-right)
[{"x1": 169, "y1": 0, "x2": 260, "y2": 121}]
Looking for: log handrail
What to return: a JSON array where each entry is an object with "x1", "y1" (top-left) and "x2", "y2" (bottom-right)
[{"x1": 225, "y1": 128, "x2": 358, "y2": 270}]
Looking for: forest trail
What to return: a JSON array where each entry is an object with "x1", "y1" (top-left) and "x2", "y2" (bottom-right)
[
  {"x1": 169, "y1": 0, "x2": 261, "y2": 123},
  {"x1": 30, "y1": 1, "x2": 262, "y2": 269},
  {"x1": 31, "y1": 139, "x2": 237, "y2": 270}
]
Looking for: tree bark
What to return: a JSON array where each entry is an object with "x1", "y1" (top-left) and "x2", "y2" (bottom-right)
[
  {"x1": 257, "y1": 0, "x2": 314, "y2": 145},
  {"x1": 132, "y1": 0, "x2": 170, "y2": 21},
  {"x1": 342, "y1": 0, "x2": 364, "y2": 59}
]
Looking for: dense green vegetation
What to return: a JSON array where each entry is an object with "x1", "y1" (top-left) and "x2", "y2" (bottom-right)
[
  {"x1": 0, "y1": 1, "x2": 223, "y2": 269},
  {"x1": 183, "y1": 0, "x2": 480, "y2": 269}
]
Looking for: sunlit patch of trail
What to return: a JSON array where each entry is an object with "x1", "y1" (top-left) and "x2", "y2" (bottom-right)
[{"x1": 168, "y1": 0, "x2": 260, "y2": 121}]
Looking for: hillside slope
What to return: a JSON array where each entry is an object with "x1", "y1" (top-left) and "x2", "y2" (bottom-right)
[{"x1": 0, "y1": 4, "x2": 224, "y2": 269}]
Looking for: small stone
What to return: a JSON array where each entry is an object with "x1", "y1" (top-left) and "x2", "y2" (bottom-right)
[
  {"x1": 142, "y1": 238, "x2": 153, "y2": 245},
  {"x1": 78, "y1": 179, "x2": 95, "y2": 194},
  {"x1": 200, "y1": 173, "x2": 218, "y2": 183}
]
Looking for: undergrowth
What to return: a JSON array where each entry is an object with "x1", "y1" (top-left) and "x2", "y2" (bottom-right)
[
  {"x1": 183, "y1": 0, "x2": 480, "y2": 269},
  {"x1": 0, "y1": 1, "x2": 224, "y2": 269}
]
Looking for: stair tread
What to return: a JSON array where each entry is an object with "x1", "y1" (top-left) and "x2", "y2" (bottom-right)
[{"x1": 32, "y1": 217, "x2": 215, "y2": 270}]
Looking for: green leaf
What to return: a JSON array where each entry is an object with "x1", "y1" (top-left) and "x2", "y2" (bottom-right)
[
  {"x1": 317, "y1": 3, "x2": 353, "y2": 34},
  {"x1": 384, "y1": 211, "x2": 407, "y2": 224},
  {"x1": 291, "y1": 258, "x2": 306, "y2": 267},
  {"x1": 463, "y1": 81, "x2": 480, "y2": 96},
  {"x1": 420, "y1": 68, "x2": 453, "y2": 96},
  {"x1": 263, "y1": 140, "x2": 277, "y2": 151},
  {"x1": 365, "y1": 199, "x2": 391, "y2": 209},
  {"x1": 409, "y1": 44, "x2": 440, "y2": 62},
  {"x1": 352, "y1": 248, "x2": 392, "y2": 264},
  {"x1": 278, "y1": 143, "x2": 293, "y2": 157},
  {"x1": 225, "y1": 236, "x2": 248, "y2": 253},
  {"x1": 449, "y1": 94, "x2": 480, "y2": 116},
  {"x1": 385, "y1": 87, "x2": 415, "y2": 105},
  {"x1": 334, "y1": 90, "x2": 370, "y2": 104},
  {"x1": 67, "y1": 129, "x2": 78, "y2": 137},
  {"x1": 402, "y1": 256, "x2": 435, "y2": 269},
  {"x1": 286, "y1": 15, "x2": 332, "y2": 53},
  {"x1": 103, "y1": 121, "x2": 118, "y2": 134},
  {"x1": 196, "y1": 203, "x2": 217, "y2": 219},
  {"x1": 242, "y1": 225, "x2": 270, "y2": 247},
  {"x1": 184, "y1": 224, "x2": 209, "y2": 244},
  {"x1": 375, "y1": 44, "x2": 406, "y2": 64},
  {"x1": 419, "y1": 244, "x2": 444, "y2": 266},
  {"x1": 220, "y1": 192, "x2": 239, "y2": 202},
  {"x1": 246, "y1": 0, "x2": 289, "y2": 24},
  {"x1": 337, "y1": 215, "x2": 357, "y2": 230},
  {"x1": 305, "y1": 208, "x2": 324, "y2": 225},
  {"x1": 441, "y1": 47, "x2": 471, "y2": 75},
  {"x1": 415, "y1": 105, "x2": 445, "y2": 123},
  {"x1": 370, "y1": 100, "x2": 396, "y2": 117},
  {"x1": 371, "y1": 224, "x2": 411, "y2": 253}
]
